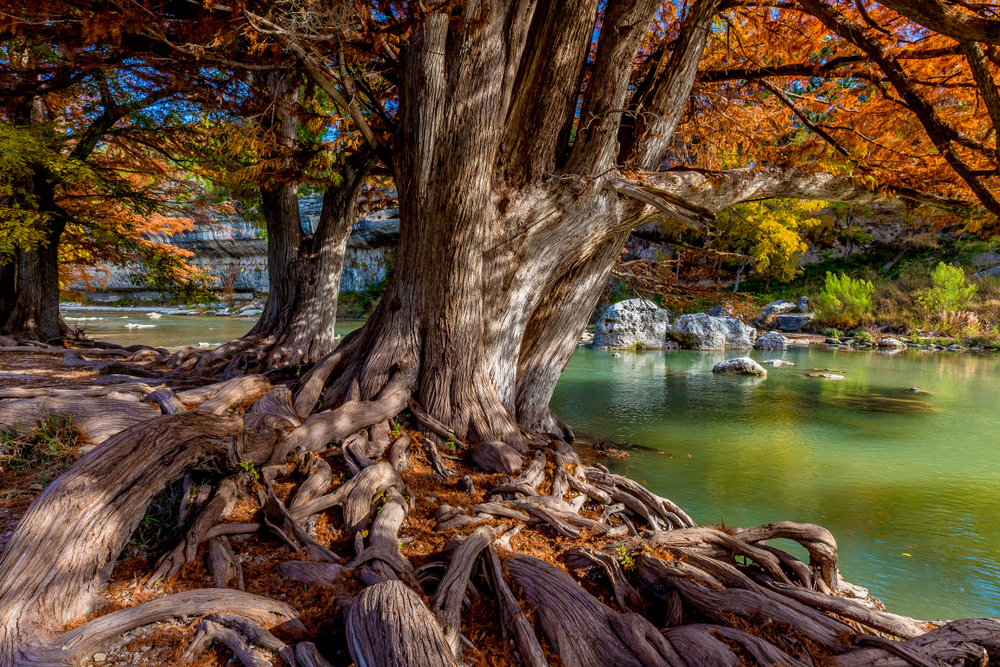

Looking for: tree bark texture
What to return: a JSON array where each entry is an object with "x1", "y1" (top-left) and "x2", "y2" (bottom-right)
[
  {"x1": 0, "y1": 412, "x2": 282, "y2": 666},
  {"x1": 195, "y1": 73, "x2": 376, "y2": 374},
  {"x1": 313, "y1": 0, "x2": 910, "y2": 445}
]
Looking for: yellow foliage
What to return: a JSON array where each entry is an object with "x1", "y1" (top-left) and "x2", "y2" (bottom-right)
[{"x1": 714, "y1": 199, "x2": 827, "y2": 282}]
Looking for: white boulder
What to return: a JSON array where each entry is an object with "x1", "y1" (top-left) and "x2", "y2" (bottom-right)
[
  {"x1": 712, "y1": 357, "x2": 768, "y2": 376},
  {"x1": 670, "y1": 313, "x2": 755, "y2": 350},
  {"x1": 754, "y1": 331, "x2": 787, "y2": 350},
  {"x1": 593, "y1": 299, "x2": 670, "y2": 350}
]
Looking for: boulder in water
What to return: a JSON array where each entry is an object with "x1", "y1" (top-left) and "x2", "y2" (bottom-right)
[
  {"x1": 670, "y1": 313, "x2": 754, "y2": 350},
  {"x1": 879, "y1": 337, "x2": 906, "y2": 348},
  {"x1": 712, "y1": 357, "x2": 768, "y2": 376},
  {"x1": 754, "y1": 331, "x2": 787, "y2": 350},
  {"x1": 593, "y1": 299, "x2": 670, "y2": 350}
]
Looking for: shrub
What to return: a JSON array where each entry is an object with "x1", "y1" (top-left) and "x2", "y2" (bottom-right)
[
  {"x1": 815, "y1": 272, "x2": 874, "y2": 327},
  {"x1": 916, "y1": 263, "x2": 978, "y2": 316}
]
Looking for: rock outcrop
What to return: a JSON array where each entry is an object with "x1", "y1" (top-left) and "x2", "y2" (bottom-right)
[
  {"x1": 754, "y1": 331, "x2": 787, "y2": 350},
  {"x1": 712, "y1": 357, "x2": 768, "y2": 376},
  {"x1": 879, "y1": 337, "x2": 907, "y2": 348},
  {"x1": 593, "y1": 299, "x2": 670, "y2": 350},
  {"x1": 754, "y1": 300, "x2": 797, "y2": 326},
  {"x1": 670, "y1": 313, "x2": 754, "y2": 350}
]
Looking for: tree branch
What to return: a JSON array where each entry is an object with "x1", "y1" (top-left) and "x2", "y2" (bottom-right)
[
  {"x1": 797, "y1": 0, "x2": 1000, "y2": 216},
  {"x1": 877, "y1": 0, "x2": 1000, "y2": 45}
]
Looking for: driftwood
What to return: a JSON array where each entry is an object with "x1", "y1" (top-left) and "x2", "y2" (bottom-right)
[
  {"x1": 346, "y1": 580, "x2": 458, "y2": 667},
  {"x1": 0, "y1": 395, "x2": 160, "y2": 443}
]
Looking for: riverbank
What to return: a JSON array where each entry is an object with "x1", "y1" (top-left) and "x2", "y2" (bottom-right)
[{"x1": 3, "y1": 344, "x2": 995, "y2": 667}]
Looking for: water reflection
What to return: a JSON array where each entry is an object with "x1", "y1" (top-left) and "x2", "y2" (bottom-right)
[{"x1": 551, "y1": 345, "x2": 1000, "y2": 621}]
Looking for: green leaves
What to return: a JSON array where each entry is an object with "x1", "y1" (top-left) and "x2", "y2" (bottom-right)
[
  {"x1": 815, "y1": 272, "x2": 874, "y2": 327},
  {"x1": 916, "y1": 263, "x2": 978, "y2": 315}
]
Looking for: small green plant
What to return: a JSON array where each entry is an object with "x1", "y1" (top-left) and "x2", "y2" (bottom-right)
[
  {"x1": 916, "y1": 262, "x2": 978, "y2": 319},
  {"x1": 854, "y1": 330, "x2": 874, "y2": 345},
  {"x1": 815, "y1": 272, "x2": 874, "y2": 327},
  {"x1": 615, "y1": 543, "x2": 635, "y2": 570},
  {"x1": 239, "y1": 461, "x2": 260, "y2": 481},
  {"x1": 0, "y1": 414, "x2": 79, "y2": 469},
  {"x1": 445, "y1": 436, "x2": 458, "y2": 452},
  {"x1": 822, "y1": 328, "x2": 843, "y2": 339},
  {"x1": 391, "y1": 422, "x2": 402, "y2": 438}
]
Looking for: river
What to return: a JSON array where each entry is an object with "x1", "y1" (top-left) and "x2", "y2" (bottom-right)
[{"x1": 75, "y1": 309, "x2": 999, "y2": 621}]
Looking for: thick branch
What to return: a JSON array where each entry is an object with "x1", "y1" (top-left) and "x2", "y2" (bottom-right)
[{"x1": 877, "y1": 0, "x2": 1000, "y2": 45}]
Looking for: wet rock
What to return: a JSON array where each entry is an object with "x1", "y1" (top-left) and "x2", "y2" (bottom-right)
[
  {"x1": 809, "y1": 373, "x2": 845, "y2": 380},
  {"x1": 759, "y1": 359, "x2": 795, "y2": 366},
  {"x1": 712, "y1": 357, "x2": 767, "y2": 376},
  {"x1": 825, "y1": 338, "x2": 841, "y2": 344},
  {"x1": 754, "y1": 331, "x2": 787, "y2": 350},
  {"x1": 879, "y1": 337, "x2": 906, "y2": 348},
  {"x1": 797, "y1": 296, "x2": 809, "y2": 312},
  {"x1": 670, "y1": 313, "x2": 755, "y2": 350},
  {"x1": 593, "y1": 299, "x2": 670, "y2": 350}
]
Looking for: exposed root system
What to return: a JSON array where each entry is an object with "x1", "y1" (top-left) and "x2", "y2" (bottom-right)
[{"x1": 0, "y1": 359, "x2": 995, "y2": 667}]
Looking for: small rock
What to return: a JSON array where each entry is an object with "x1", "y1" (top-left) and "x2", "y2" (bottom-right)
[
  {"x1": 809, "y1": 373, "x2": 845, "y2": 380},
  {"x1": 78, "y1": 445, "x2": 97, "y2": 454},
  {"x1": 712, "y1": 357, "x2": 767, "y2": 376},
  {"x1": 759, "y1": 359, "x2": 795, "y2": 366},
  {"x1": 754, "y1": 331, "x2": 787, "y2": 350},
  {"x1": 93, "y1": 654, "x2": 107, "y2": 663},
  {"x1": 947, "y1": 346, "x2": 966, "y2": 352},
  {"x1": 797, "y1": 296, "x2": 809, "y2": 312},
  {"x1": 878, "y1": 337, "x2": 906, "y2": 348},
  {"x1": 825, "y1": 338, "x2": 841, "y2": 344},
  {"x1": 910, "y1": 387, "x2": 922, "y2": 393}
]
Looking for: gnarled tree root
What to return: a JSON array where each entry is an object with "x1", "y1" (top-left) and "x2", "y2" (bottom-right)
[{"x1": 0, "y1": 413, "x2": 282, "y2": 666}]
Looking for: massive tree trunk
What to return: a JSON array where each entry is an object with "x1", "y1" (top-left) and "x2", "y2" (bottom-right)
[
  {"x1": 2, "y1": 91, "x2": 67, "y2": 343},
  {"x1": 309, "y1": 0, "x2": 936, "y2": 446},
  {"x1": 2, "y1": 173, "x2": 67, "y2": 343},
  {"x1": 313, "y1": 0, "x2": 715, "y2": 443},
  {"x1": 189, "y1": 71, "x2": 376, "y2": 375}
]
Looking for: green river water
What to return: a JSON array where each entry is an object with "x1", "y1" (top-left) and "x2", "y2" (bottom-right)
[{"x1": 76, "y1": 310, "x2": 1000, "y2": 621}]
